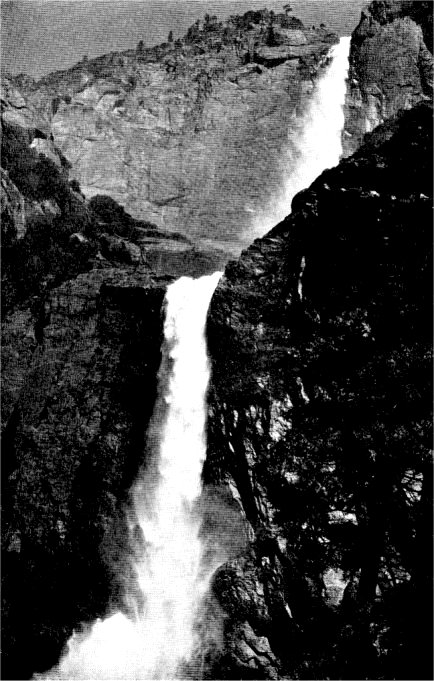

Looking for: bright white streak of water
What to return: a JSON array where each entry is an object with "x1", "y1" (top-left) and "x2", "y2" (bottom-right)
[
  {"x1": 34, "y1": 38, "x2": 351, "y2": 681},
  {"x1": 36, "y1": 272, "x2": 222, "y2": 681},
  {"x1": 249, "y1": 36, "x2": 350, "y2": 241}
]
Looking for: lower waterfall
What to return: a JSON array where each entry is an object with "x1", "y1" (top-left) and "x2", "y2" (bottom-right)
[
  {"x1": 36, "y1": 272, "x2": 222, "y2": 680},
  {"x1": 36, "y1": 36, "x2": 351, "y2": 681}
]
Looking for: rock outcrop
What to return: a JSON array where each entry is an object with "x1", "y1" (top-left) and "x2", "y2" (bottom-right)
[
  {"x1": 343, "y1": 0, "x2": 433, "y2": 155},
  {"x1": 14, "y1": 12, "x2": 337, "y2": 252},
  {"x1": 206, "y1": 103, "x2": 433, "y2": 680}
]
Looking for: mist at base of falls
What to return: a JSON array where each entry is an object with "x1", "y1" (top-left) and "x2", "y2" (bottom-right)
[{"x1": 34, "y1": 37, "x2": 351, "y2": 681}]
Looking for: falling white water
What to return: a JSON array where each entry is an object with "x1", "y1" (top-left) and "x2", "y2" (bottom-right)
[
  {"x1": 34, "y1": 38, "x2": 352, "y2": 681},
  {"x1": 249, "y1": 36, "x2": 350, "y2": 241},
  {"x1": 36, "y1": 272, "x2": 222, "y2": 681}
]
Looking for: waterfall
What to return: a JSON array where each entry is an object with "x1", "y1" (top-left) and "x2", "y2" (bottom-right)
[
  {"x1": 37, "y1": 272, "x2": 222, "y2": 681},
  {"x1": 35, "y1": 35, "x2": 352, "y2": 681},
  {"x1": 249, "y1": 36, "x2": 350, "y2": 241}
]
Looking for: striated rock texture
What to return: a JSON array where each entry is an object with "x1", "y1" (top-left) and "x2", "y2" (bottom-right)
[
  {"x1": 206, "y1": 104, "x2": 433, "y2": 680},
  {"x1": 14, "y1": 11, "x2": 337, "y2": 251},
  {"x1": 343, "y1": 0, "x2": 433, "y2": 155}
]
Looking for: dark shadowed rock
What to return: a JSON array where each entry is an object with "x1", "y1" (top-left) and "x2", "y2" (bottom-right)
[
  {"x1": 100, "y1": 234, "x2": 142, "y2": 264},
  {"x1": 1, "y1": 267, "x2": 169, "y2": 679},
  {"x1": 206, "y1": 104, "x2": 433, "y2": 680}
]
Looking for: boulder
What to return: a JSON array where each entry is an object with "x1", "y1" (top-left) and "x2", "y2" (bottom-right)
[{"x1": 100, "y1": 233, "x2": 142, "y2": 264}]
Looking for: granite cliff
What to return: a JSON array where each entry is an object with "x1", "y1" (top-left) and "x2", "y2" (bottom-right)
[
  {"x1": 343, "y1": 0, "x2": 433, "y2": 155},
  {"x1": 1, "y1": 3, "x2": 433, "y2": 680},
  {"x1": 3, "y1": 103, "x2": 430, "y2": 681},
  {"x1": 205, "y1": 102, "x2": 433, "y2": 680},
  {"x1": 13, "y1": 11, "x2": 337, "y2": 252}
]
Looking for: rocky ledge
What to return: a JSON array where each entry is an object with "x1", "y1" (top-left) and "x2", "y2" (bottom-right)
[{"x1": 205, "y1": 103, "x2": 433, "y2": 680}]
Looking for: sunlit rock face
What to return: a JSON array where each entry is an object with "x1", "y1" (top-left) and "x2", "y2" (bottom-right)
[
  {"x1": 343, "y1": 0, "x2": 433, "y2": 156},
  {"x1": 0, "y1": 74, "x2": 228, "y2": 317},
  {"x1": 206, "y1": 104, "x2": 433, "y2": 680},
  {"x1": 18, "y1": 19, "x2": 337, "y2": 253}
]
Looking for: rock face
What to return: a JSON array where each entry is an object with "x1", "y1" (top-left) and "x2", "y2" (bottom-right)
[
  {"x1": 15, "y1": 12, "x2": 337, "y2": 252},
  {"x1": 1, "y1": 75, "x2": 226, "y2": 312},
  {"x1": 1, "y1": 77, "x2": 75, "y2": 246},
  {"x1": 206, "y1": 104, "x2": 433, "y2": 680},
  {"x1": 2, "y1": 268, "x2": 168, "y2": 680},
  {"x1": 343, "y1": 0, "x2": 433, "y2": 155}
]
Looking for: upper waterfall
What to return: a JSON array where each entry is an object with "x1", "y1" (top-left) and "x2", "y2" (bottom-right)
[{"x1": 249, "y1": 36, "x2": 351, "y2": 241}]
